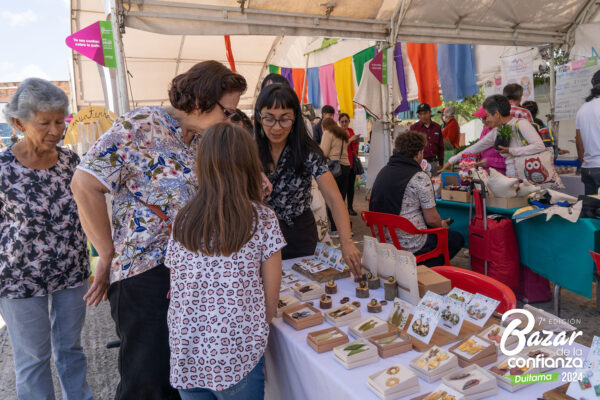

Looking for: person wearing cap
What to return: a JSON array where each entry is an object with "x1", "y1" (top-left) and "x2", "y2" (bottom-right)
[
  {"x1": 410, "y1": 103, "x2": 443, "y2": 174},
  {"x1": 441, "y1": 106, "x2": 460, "y2": 148},
  {"x1": 576, "y1": 70, "x2": 600, "y2": 195},
  {"x1": 473, "y1": 105, "x2": 507, "y2": 175}
]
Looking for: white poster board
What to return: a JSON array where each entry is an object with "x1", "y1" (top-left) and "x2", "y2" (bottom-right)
[
  {"x1": 365, "y1": 121, "x2": 388, "y2": 189},
  {"x1": 501, "y1": 52, "x2": 535, "y2": 102},
  {"x1": 555, "y1": 60, "x2": 600, "y2": 121}
]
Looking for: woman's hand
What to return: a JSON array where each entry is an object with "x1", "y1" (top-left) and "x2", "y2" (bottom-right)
[
  {"x1": 497, "y1": 145, "x2": 510, "y2": 154},
  {"x1": 261, "y1": 172, "x2": 273, "y2": 198},
  {"x1": 83, "y1": 255, "x2": 111, "y2": 307},
  {"x1": 438, "y1": 162, "x2": 452, "y2": 173},
  {"x1": 340, "y1": 238, "x2": 362, "y2": 278},
  {"x1": 348, "y1": 135, "x2": 360, "y2": 143}
]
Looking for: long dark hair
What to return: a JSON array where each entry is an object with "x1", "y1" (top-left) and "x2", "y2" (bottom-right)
[
  {"x1": 254, "y1": 84, "x2": 324, "y2": 173},
  {"x1": 586, "y1": 84, "x2": 600, "y2": 102},
  {"x1": 173, "y1": 123, "x2": 263, "y2": 256},
  {"x1": 322, "y1": 117, "x2": 348, "y2": 141}
]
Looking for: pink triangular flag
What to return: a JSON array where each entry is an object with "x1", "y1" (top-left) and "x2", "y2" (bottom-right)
[{"x1": 66, "y1": 21, "x2": 105, "y2": 66}]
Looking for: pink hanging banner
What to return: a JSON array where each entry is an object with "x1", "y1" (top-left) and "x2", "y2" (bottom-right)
[
  {"x1": 318, "y1": 64, "x2": 338, "y2": 119},
  {"x1": 65, "y1": 21, "x2": 116, "y2": 68}
]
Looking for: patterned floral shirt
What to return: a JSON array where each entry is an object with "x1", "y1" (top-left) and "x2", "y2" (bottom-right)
[
  {"x1": 398, "y1": 172, "x2": 436, "y2": 252},
  {"x1": 266, "y1": 146, "x2": 329, "y2": 226},
  {"x1": 0, "y1": 147, "x2": 90, "y2": 299},
  {"x1": 79, "y1": 106, "x2": 198, "y2": 283},
  {"x1": 165, "y1": 204, "x2": 285, "y2": 391}
]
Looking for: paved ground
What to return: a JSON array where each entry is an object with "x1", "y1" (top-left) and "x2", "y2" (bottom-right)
[{"x1": 1, "y1": 185, "x2": 598, "y2": 399}]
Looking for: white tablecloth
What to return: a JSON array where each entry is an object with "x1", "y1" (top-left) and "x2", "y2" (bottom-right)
[{"x1": 265, "y1": 259, "x2": 589, "y2": 400}]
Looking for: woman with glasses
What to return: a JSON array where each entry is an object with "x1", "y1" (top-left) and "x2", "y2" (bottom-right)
[
  {"x1": 338, "y1": 113, "x2": 360, "y2": 216},
  {"x1": 70, "y1": 61, "x2": 247, "y2": 400},
  {"x1": 254, "y1": 84, "x2": 362, "y2": 276}
]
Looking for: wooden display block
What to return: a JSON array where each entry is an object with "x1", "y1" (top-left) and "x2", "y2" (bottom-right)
[
  {"x1": 449, "y1": 336, "x2": 498, "y2": 368},
  {"x1": 401, "y1": 313, "x2": 500, "y2": 352},
  {"x1": 348, "y1": 317, "x2": 396, "y2": 339},
  {"x1": 409, "y1": 346, "x2": 460, "y2": 383},
  {"x1": 292, "y1": 281, "x2": 325, "y2": 301},
  {"x1": 442, "y1": 364, "x2": 498, "y2": 400},
  {"x1": 282, "y1": 303, "x2": 323, "y2": 330},
  {"x1": 369, "y1": 331, "x2": 412, "y2": 358},
  {"x1": 333, "y1": 338, "x2": 379, "y2": 370},
  {"x1": 476, "y1": 324, "x2": 518, "y2": 351},
  {"x1": 485, "y1": 196, "x2": 529, "y2": 209},
  {"x1": 306, "y1": 327, "x2": 349, "y2": 353},
  {"x1": 324, "y1": 304, "x2": 362, "y2": 327},
  {"x1": 276, "y1": 294, "x2": 300, "y2": 317},
  {"x1": 292, "y1": 263, "x2": 351, "y2": 283},
  {"x1": 442, "y1": 189, "x2": 471, "y2": 203},
  {"x1": 367, "y1": 363, "x2": 420, "y2": 400}
]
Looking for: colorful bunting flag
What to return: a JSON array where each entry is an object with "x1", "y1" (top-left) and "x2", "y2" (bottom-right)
[
  {"x1": 406, "y1": 43, "x2": 442, "y2": 107},
  {"x1": 291, "y1": 68, "x2": 308, "y2": 103},
  {"x1": 307, "y1": 67, "x2": 321, "y2": 109},
  {"x1": 334, "y1": 57, "x2": 355, "y2": 118},
  {"x1": 437, "y1": 44, "x2": 478, "y2": 101},
  {"x1": 318, "y1": 64, "x2": 338, "y2": 119}
]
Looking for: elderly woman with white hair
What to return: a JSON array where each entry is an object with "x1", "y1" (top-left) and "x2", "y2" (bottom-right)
[{"x1": 0, "y1": 78, "x2": 92, "y2": 399}]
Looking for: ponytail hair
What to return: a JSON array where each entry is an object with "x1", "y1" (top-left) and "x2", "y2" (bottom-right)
[{"x1": 586, "y1": 84, "x2": 600, "y2": 102}]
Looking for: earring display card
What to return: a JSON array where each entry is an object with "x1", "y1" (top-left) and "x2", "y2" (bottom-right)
[
  {"x1": 407, "y1": 305, "x2": 439, "y2": 345},
  {"x1": 418, "y1": 384, "x2": 465, "y2": 400},
  {"x1": 276, "y1": 294, "x2": 300, "y2": 317},
  {"x1": 449, "y1": 336, "x2": 497, "y2": 368},
  {"x1": 292, "y1": 281, "x2": 325, "y2": 301},
  {"x1": 419, "y1": 291, "x2": 446, "y2": 314},
  {"x1": 409, "y1": 346, "x2": 460, "y2": 383},
  {"x1": 333, "y1": 338, "x2": 379, "y2": 370},
  {"x1": 490, "y1": 345, "x2": 558, "y2": 392},
  {"x1": 567, "y1": 336, "x2": 600, "y2": 399},
  {"x1": 476, "y1": 324, "x2": 518, "y2": 351},
  {"x1": 464, "y1": 294, "x2": 500, "y2": 328},
  {"x1": 325, "y1": 303, "x2": 362, "y2": 327},
  {"x1": 348, "y1": 316, "x2": 392, "y2": 339},
  {"x1": 369, "y1": 331, "x2": 413, "y2": 358},
  {"x1": 447, "y1": 288, "x2": 474, "y2": 304},
  {"x1": 367, "y1": 363, "x2": 420, "y2": 400},
  {"x1": 387, "y1": 298, "x2": 413, "y2": 330},
  {"x1": 442, "y1": 364, "x2": 498, "y2": 400},
  {"x1": 282, "y1": 303, "x2": 323, "y2": 330},
  {"x1": 438, "y1": 297, "x2": 466, "y2": 336},
  {"x1": 306, "y1": 327, "x2": 349, "y2": 354},
  {"x1": 394, "y1": 250, "x2": 420, "y2": 305}
]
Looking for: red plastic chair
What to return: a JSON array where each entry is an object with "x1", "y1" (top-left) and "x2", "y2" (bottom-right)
[
  {"x1": 361, "y1": 211, "x2": 450, "y2": 266},
  {"x1": 431, "y1": 266, "x2": 517, "y2": 314}
]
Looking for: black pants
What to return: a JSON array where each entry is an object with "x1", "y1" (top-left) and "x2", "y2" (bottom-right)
[
  {"x1": 414, "y1": 229, "x2": 465, "y2": 267},
  {"x1": 279, "y1": 208, "x2": 318, "y2": 260},
  {"x1": 108, "y1": 265, "x2": 180, "y2": 400},
  {"x1": 327, "y1": 165, "x2": 351, "y2": 231},
  {"x1": 347, "y1": 168, "x2": 356, "y2": 211},
  {"x1": 582, "y1": 167, "x2": 600, "y2": 195}
]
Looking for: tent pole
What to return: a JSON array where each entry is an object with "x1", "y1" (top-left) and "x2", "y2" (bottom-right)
[
  {"x1": 301, "y1": 53, "x2": 309, "y2": 105},
  {"x1": 110, "y1": 0, "x2": 130, "y2": 115},
  {"x1": 549, "y1": 45, "x2": 558, "y2": 144}
]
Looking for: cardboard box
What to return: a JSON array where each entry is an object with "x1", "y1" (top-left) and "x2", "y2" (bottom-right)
[
  {"x1": 417, "y1": 265, "x2": 452, "y2": 297},
  {"x1": 485, "y1": 196, "x2": 529, "y2": 209},
  {"x1": 441, "y1": 173, "x2": 471, "y2": 203},
  {"x1": 282, "y1": 303, "x2": 323, "y2": 330}
]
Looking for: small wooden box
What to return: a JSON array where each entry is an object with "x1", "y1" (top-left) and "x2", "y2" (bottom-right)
[
  {"x1": 409, "y1": 346, "x2": 460, "y2": 383},
  {"x1": 441, "y1": 189, "x2": 471, "y2": 203},
  {"x1": 306, "y1": 327, "x2": 349, "y2": 353},
  {"x1": 369, "y1": 331, "x2": 412, "y2": 358},
  {"x1": 292, "y1": 281, "x2": 325, "y2": 301},
  {"x1": 449, "y1": 335, "x2": 498, "y2": 368},
  {"x1": 332, "y1": 338, "x2": 379, "y2": 370},
  {"x1": 282, "y1": 303, "x2": 323, "y2": 330},
  {"x1": 276, "y1": 294, "x2": 300, "y2": 318},
  {"x1": 348, "y1": 317, "x2": 394, "y2": 339},
  {"x1": 324, "y1": 304, "x2": 362, "y2": 327},
  {"x1": 486, "y1": 196, "x2": 529, "y2": 209},
  {"x1": 367, "y1": 363, "x2": 420, "y2": 400},
  {"x1": 442, "y1": 364, "x2": 498, "y2": 399}
]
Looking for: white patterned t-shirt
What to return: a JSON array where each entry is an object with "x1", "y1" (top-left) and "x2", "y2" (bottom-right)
[
  {"x1": 396, "y1": 171, "x2": 436, "y2": 252},
  {"x1": 165, "y1": 204, "x2": 286, "y2": 391}
]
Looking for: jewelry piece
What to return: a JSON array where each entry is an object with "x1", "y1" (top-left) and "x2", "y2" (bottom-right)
[
  {"x1": 386, "y1": 377, "x2": 399, "y2": 387},
  {"x1": 386, "y1": 366, "x2": 400, "y2": 375}
]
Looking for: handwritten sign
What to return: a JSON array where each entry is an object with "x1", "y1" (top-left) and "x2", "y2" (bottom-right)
[{"x1": 555, "y1": 60, "x2": 600, "y2": 121}]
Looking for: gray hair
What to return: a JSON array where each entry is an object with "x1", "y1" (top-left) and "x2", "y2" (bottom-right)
[{"x1": 3, "y1": 78, "x2": 69, "y2": 129}]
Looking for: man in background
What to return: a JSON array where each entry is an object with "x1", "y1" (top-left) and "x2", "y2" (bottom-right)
[
  {"x1": 313, "y1": 105, "x2": 335, "y2": 144},
  {"x1": 503, "y1": 83, "x2": 533, "y2": 122},
  {"x1": 410, "y1": 103, "x2": 443, "y2": 174}
]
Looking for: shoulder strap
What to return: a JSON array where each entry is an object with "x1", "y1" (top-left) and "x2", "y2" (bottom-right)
[
  {"x1": 514, "y1": 119, "x2": 529, "y2": 146},
  {"x1": 137, "y1": 197, "x2": 172, "y2": 235}
]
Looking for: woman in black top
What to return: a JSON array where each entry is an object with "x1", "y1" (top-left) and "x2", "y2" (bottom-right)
[{"x1": 254, "y1": 84, "x2": 361, "y2": 276}]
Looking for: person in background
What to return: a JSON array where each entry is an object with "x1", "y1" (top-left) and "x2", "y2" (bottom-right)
[
  {"x1": 441, "y1": 106, "x2": 460, "y2": 148},
  {"x1": 521, "y1": 100, "x2": 569, "y2": 158},
  {"x1": 473, "y1": 106, "x2": 507, "y2": 175},
  {"x1": 503, "y1": 83, "x2": 533, "y2": 123},
  {"x1": 576, "y1": 70, "x2": 600, "y2": 195},
  {"x1": 10, "y1": 133, "x2": 19, "y2": 144},
  {"x1": 166, "y1": 123, "x2": 284, "y2": 400},
  {"x1": 313, "y1": 105, "x2": 335, "y2": 144},
  {"x1": 253, "y1": 84, "x2": 362, "y2": 274},
  {"x1": 410, "y1": 103, "x2": 443, "y2": 174},
  {"x1": 231, "y1": 108, "x2": 253, "y2": 134},
  {"x1": 440, "y1": 95, "x2": 545, "y2": 177},
  {"x1": 369, "y1": 131, "x2": 464, "y2": 267},
  {"x1": 339, "y1": 113, "x2": 360, "y2": 216},
  {"x1": 0, "y1": 78, "x2": 92, "y2": 399},
  {"x1": 71, "y1": 61, "x2": 247, "y2": 400}
]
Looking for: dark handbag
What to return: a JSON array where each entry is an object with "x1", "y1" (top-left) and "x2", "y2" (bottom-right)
[
  {"x1": 327, "y1": 141, "x2": 345, "y2": 178},
  {"x1": 352, "y1": 155, "x2": 364, "y2": 175}
]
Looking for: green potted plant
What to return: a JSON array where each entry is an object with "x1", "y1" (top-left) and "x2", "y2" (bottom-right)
[{"x1": 494, "y1": 124, "x2": 513, "y2": 150}]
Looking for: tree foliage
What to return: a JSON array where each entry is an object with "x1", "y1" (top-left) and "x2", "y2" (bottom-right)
[{"x1": 432, "y1": 86, "x2": 485, "y2": 125}]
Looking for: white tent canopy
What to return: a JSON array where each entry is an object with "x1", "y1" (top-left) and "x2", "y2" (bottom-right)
[{"x1": 70, "y1": 0, "x2": 600, "y2": 113}]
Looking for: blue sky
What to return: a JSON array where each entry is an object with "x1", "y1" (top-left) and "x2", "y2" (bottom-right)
[{"x1": 0, "y1": 0, "x2": 71, "y2": 82}]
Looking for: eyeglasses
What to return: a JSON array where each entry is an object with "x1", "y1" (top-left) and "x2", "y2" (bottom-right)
[
  {"x1": 339, "y1": 119, "x2": 350, "y2": 124},
  {"x1": 259, "y1": 114, "x2": 295, "y2": 129},
  {"x1": 216, "y1": 102, "x2": 236, "y2": 119}
]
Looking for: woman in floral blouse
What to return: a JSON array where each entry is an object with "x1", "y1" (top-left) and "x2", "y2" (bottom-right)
[
  {"x1": 71, "y1": 61, "x2": 247, "y2": 400},
  {"x1": 254, "y1": 84, "x2": 362, "y2": 275},
  {"x1": 0, "y1": 78, "x2": 92, "y2": 399}
]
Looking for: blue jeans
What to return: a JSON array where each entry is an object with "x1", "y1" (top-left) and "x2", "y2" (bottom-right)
[
  {"x1": 178, "y1": 356, "x2": 265, "y2": 400},
  {"x1": 0, "y1": 284, "x2": 93, "y2": 400}
]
